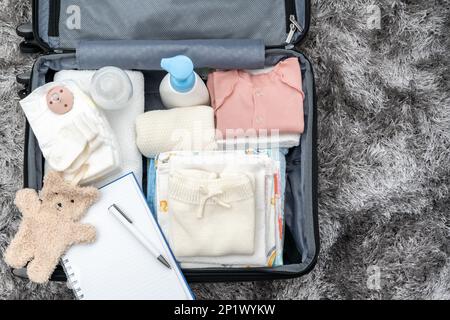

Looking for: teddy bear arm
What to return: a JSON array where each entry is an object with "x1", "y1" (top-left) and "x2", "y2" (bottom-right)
[
  {"x1": 70, "y1": 223, "x2": 96, "y2": 245},
  {"x1": 14, "y1": 189, "x2": 41, "y2": 217}
]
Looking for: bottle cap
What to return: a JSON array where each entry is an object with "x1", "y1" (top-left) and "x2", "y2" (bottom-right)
[
  {"x1": 161, "y1": 55, "x2": 196, "y2": 93},
  {"x1": 90, "y1": 67, "x2": 133, "y2": 110}
]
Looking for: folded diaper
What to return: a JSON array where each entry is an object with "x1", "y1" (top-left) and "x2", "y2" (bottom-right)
[
  {"x1": 53, "y1": 70, "x2": 145, "y2": 187},
  {"x1": 136, "y1": 106, "x2": 217, "y2": 158},
  {"x1": 156, "y1": 151, "x2": 278, "y2": 267},
  {"x1": 169, "y1": 169, "x2": 256, "y2": 258},
  {"x1": 21, "y1": 80, "x2": 121, "y2": 185},
  {"x1": 208, "y1": 57, "x2": 305, "y2": 137}
]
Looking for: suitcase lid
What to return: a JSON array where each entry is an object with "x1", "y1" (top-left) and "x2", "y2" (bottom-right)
[{"x1": 32, "y1": 0, "x2": 310, "y2": 52}]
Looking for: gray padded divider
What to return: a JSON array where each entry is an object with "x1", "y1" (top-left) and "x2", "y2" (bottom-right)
[{"x1": 77, "y1": 39, "x2": 266, "y2": 70}]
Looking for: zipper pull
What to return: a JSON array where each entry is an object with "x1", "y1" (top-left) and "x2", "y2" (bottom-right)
[
  {"x1": 285, "y1": 15, "x2": 303, "y2": 44},
  {"x1": 285, "y1": 23, "x2": 296, "y2": 44},
  {"x1": 289, "y1": 15, "x2": 303, "y2": 33}
]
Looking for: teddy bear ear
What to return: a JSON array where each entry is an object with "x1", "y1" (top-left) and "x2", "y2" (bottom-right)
[
  {"x1": 42, "y1": 171, "x2": 66, "y2": 192},
  {"x1": 80, "y1": 186, "x2": 100, "y2": 206}
]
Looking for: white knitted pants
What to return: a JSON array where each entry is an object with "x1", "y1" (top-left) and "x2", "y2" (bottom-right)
[{"x1": 168, "y1": 169, "x2": 256, "y2": 257}]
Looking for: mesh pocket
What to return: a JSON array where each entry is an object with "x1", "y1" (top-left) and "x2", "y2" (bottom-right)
[{"x1": 58, "y1": 0, "x2": 288, "y2": 48}]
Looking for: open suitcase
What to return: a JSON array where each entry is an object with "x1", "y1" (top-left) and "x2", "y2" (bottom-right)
[{"x1": 15, "y1": 0, "x2": 319, "y2": 283}]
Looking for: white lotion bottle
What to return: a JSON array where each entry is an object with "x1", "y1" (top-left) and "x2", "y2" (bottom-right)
[{"x1": 159, "y1": 55, "x2": 210, "y2": 109}]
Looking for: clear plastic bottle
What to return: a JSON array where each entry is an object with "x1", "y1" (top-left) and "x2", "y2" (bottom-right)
[{"x1": 90, "y1": 66, "x2": 133, "y2": 111}]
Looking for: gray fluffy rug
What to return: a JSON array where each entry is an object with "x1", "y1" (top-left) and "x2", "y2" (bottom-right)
[{"x1": 0, "y1": 0, "x2": 449, "y2": 300}]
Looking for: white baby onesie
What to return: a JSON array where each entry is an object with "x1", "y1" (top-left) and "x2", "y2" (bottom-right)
[{"x1": 20, "y1": 80, "x2": 121, "y2": 185}]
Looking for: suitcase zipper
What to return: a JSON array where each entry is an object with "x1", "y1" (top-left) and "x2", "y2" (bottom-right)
[
  {"x1": 48, "y1": 0, "x2": 60, "y2": 37},
  {"x1": 285, "y1": 15, "x2": 303, "y2": 44},
  {"x1": 285, "y1": 0, "x2": 297, "y2": 31}
]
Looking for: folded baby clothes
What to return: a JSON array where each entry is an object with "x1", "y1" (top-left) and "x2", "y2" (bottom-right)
[
  {"x1": 265, "y1": 149, "x2": 288, "y2": 267},
  {"x1": 53, "y1": 70, "x2": 145, "y2": 187},
  {"x1": 208, "y1": 57, "x2": 305, "y2": 137},
  {"x1": 156, "y1": 151, "x2": 277, "y2": 267},
  {"x1": 213, "y1": 144, "x2": 288, "y2": 263},
  {"x1": 211, "y1": 149, "x2": 287, "y2": 266},
  {"x1": 168, "y1": 169, "x2": 256, "y2": 258},
  {"x1": 135, "y1": 106, "x2": 217, "y2": 158},
  {"x1": 264, "y1": 170, "x2": 277, "y2": 265},
  {"x1": 21, "y1": 80, "x2": 121, "y2": 185},
  {"x1": 146, "y1": 158, "x2": 158, "y2": 215}
]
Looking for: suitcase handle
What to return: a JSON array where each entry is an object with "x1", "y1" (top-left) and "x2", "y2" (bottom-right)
[{"x1": 16, "y1": 23, "x2": 34, "y2": 40}]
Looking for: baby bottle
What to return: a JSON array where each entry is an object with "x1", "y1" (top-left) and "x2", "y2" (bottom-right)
[{"x1": 90, "y1": 66, "x2": 133, "y2": 111}]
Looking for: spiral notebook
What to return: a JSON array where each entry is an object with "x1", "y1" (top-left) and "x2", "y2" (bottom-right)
[{"x1": 61, "y1": 173, "x2": 194, "y2": 300}]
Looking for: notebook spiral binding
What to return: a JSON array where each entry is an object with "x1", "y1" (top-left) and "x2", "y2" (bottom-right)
[{"x1": 61, "y1": 256, "x2": 85, "y2": 300}]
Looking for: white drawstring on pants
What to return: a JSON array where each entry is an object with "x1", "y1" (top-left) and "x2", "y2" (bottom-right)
[{"x1": 197, "y1": 185, "x2": 232, "y2": 219}]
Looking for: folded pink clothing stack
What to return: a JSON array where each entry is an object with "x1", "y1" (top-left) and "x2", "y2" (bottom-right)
[{"x1": 208, "y1": 57, "x2": 305, "y2": 139}]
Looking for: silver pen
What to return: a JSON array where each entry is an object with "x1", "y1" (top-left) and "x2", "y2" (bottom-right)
[{"x1": 108, "y1": 204, "x2": 172, "y2": 269}]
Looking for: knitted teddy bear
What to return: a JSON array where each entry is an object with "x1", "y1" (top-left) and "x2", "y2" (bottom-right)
[{"x1": 4, "y1": 171, "x2": 100, "y2": 284}]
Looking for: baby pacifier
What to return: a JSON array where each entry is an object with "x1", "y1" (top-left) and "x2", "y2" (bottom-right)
[{"x1": 46, "y1": 86, "x2": 74, "y2": 115}]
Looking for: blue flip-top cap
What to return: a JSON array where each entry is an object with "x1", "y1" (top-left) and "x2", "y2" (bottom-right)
[{"x1": 161, "y1": 55, "x2": 196, "y2": 93}]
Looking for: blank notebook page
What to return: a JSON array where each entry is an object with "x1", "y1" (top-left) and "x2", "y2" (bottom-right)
[{"x1": 62, "y1": 173, "x2": 193, "y2": 300}]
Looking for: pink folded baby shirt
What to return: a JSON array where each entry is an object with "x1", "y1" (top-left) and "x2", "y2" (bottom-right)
[{"x1": 207, "y1": 57, "x2": 305, "y2": 137}]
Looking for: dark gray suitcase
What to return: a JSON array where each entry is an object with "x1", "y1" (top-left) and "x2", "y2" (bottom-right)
[{"x1": 15, "y1": 0, "x2": 319, "y2": 283}]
